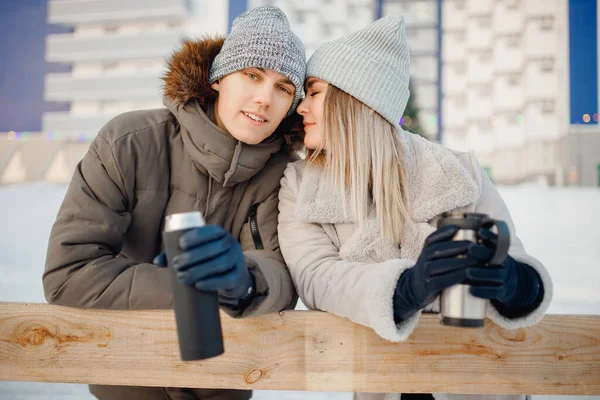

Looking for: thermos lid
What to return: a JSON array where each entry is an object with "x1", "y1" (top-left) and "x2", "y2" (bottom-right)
[
  {"x1": 437, "y1": 211, "x2": 488, "y2": 230},
  {"x1": 164, "y1": 212, "x2": 205, "y2": 232}
]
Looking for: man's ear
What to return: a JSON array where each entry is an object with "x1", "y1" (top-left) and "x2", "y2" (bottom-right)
[{"x1": 211, "y1": 81, "x2": 220, "y2": 92}]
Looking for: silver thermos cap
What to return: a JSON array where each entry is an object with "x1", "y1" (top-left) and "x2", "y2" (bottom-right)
[{"x1": 164, "y1": 212, "x2": 206, "y2": 232}]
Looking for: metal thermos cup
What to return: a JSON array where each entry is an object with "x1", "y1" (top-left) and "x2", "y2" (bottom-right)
[
  {"x1": 436, "y1": 212, "x2": 510, "y2": 328},
  {"x1": 163, "y1": 211, "x2": 224, "y2": 360}
]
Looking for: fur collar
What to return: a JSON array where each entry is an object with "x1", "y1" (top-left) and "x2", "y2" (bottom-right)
[{"x1": 295, "y1": 130, "x2": 480, "y2": 261}]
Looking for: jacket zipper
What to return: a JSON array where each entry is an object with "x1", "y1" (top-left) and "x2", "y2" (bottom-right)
[{"x1": 248, "y1": 204, "x2": 264, "y2": 250}]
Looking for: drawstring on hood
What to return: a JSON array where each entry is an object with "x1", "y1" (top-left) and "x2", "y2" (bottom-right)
[
  {"x1": 205, "y1": 176, "x2": 213, "y2": 216},
  {"x1": 225, "y1": 141, "x2": 244, "y2": 184}
]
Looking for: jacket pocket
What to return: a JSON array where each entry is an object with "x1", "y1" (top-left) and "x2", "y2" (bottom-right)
[{"x1": 248, "y1": 204, "x2": 264, "y2": 250}]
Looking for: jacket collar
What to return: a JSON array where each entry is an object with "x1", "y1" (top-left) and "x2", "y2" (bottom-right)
[
  {"x1": 165, "y1": 97, "x2": 282, "y2": 187},
  {"x1": 160, "y1": 37, "x2": 283, "y2": 187},
  {"x1": 296, "y1": 129, "x2": 480, "y2": 225}
]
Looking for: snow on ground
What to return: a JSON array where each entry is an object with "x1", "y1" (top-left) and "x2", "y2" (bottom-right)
[{"x1": 0, "y1": 182, "x2": 598, "y2": 399}]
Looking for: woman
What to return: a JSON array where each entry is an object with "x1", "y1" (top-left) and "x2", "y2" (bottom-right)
[
  {"x1": 44, "y1": 6, "x2": 304, "y2": 400},
  {"x1": 278, "y1": 14, "x2": 552, "y2": 400}
]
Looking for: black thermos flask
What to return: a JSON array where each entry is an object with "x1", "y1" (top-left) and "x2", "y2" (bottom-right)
[{"x1": 162, "y1": 211, "x2": 224, "y2": 360}]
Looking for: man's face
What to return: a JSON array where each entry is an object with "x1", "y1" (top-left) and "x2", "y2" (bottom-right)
[{"x1": 211, "y1": 68, "x2": 295, "y2": 145}]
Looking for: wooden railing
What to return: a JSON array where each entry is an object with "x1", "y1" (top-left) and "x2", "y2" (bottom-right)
[{"x1": 0, "y1": 303, "x2": 598, "y2": 395}]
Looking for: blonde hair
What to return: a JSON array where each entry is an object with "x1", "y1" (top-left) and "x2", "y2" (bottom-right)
[{"x1": 308, "y1": 85, "x2": 411, "y2": 245}]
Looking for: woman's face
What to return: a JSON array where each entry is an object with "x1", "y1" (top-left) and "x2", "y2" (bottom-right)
[{"x1": 297, "y1": 77, "x2": 327, "y2": 150}]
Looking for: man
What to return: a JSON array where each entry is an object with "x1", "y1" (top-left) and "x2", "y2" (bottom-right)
[{"x1": 43, "y1": 6, "x2": 305, "y2": 399}]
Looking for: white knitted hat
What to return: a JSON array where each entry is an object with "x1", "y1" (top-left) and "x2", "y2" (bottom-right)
[{"x1": 306, "y1": 14, "x2": 410, "y2": 127}]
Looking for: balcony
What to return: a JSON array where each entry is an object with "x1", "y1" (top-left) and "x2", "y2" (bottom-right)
[
  {"x1": 466, "y1": 0, "x2": 494, "y2": 15},
  {"x1": 406, "y1": 28, "x2": 438, "y2": 55},
  {"x1": 442, "y1": 96, "x2": 468, "y2": 130},
  {"x1": 523, "y1": 103, "x2": 561, "y2": 141},
  {"x1": 48, "y1": 0, "x2": 189, "y2": 26},
  {"x1": 466, "y1": 87, "x2": 493, "y2": 120},
  {"x1": 45, "y1": 73, "x2": 163, "y2": 102},
  {"x1": 46, "y1": 29, "x2": 185, "y2": 63},
  {"x1": 523, "y1": 61, "x2": 558, "y2": 99},
  {"x1": 412, "y1": 83, "x2": 438, "y2": 111},
  {"x1": 410, "y1": 55, "x2": 438, "y2": 82},
  {"x1": 524, "y1": 0, "x2": 559, "y2": 16},
  {"x1": 493, "y1": 36, "x2": 524, "y2": 72},
  {"x1": 493, "y1": 78, "x2": 525, "y2": 109},
  {"x1": 442, "y1": 62, "x2": 467, "y2": 95},
  {"x1": 42, "y1": 112, "x2": 118, "y2": 134},
  {"x1": 466, "y1": 16, "x2": 493, "y2": 50},
  {"x1": 442, "y1": 31, "x2": 467, "y2": 63},
  {"x1": 492, "y1": 1, "x2": 524, "y2": 34},
  {"x1": 524, "y1": 19, "x2": 559, "y2": 58},
  {"x1": 466, "y1": 52, "x2": 493, "y2": 84},
  {"x1": 492, "y1": 117, "x2": 526, "y2": 148},
  {"x1": 384, "y1": 1, "x2": 439, "y2": 26},
  {"x1": 442, "y1": 0, "x2": 467, "y2": 31},
  {"x1": 466, "y1": 123, "x2": 494, "y2": 153}
]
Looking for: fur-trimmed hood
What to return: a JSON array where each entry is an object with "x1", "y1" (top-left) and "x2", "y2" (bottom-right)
[
  {"x1": 161, "y1": 36, "x2": 304, "y2": 150},
  {"x1": 162, "y1": 36, "x2": 224, "y2": 109}
]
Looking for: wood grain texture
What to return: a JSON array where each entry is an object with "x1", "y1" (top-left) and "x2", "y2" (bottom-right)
[{"x1": 0, "y1": 303, "x2": 598, "y2": 394}]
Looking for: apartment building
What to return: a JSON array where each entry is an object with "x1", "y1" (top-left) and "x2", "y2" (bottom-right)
[
  {"x1": 39, "y1": 0, "x2": 599, "y2": 185},
  {"x1": 42, "y1": 0, "x2": 229, "y2": 136}
]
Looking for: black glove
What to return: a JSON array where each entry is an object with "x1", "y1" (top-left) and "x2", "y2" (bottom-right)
[
  {"x1": 154, "y1": 225, "x2": 255, "y2": 308},
  {"x1": 393, "y1": 225, "x2": 496, "y2": 322},
  {"x1": 467, "y1": 227, "x2": 541, "y2": 314}
]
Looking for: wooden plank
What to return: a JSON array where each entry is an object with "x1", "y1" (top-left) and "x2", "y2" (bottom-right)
[{"x1": 0, "y1": 302, "x2": 598, "y2": 395}]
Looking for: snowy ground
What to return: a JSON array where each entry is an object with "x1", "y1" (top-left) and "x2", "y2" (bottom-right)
[{"x1": 0, "y1": 182, "x2": 598, "y2": 399}]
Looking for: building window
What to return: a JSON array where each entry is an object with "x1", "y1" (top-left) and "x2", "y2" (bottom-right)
[
  {"x1": 478, "y1": 85, "x2": 492, "y2": 98},
  {"x1": 506, "y1": 0, "x2": 521, "y2": 10},
  {"x1": 406, "y1": 29, "x2": 418, "y2": 39},
  {"x1": 455, "y1": 62, "x2": 466, "y2": 74},
  {"x1": 506, "y1": 112, "x2": 519, "y2": 123},
  {"x1": 541, "y1": 16, "x2": 554, "y2": 31},
  {"x1": 104, "y1": 63, "x2": 119, "y2": 74},
  {"x1": 540, "y1": 57, "x2": 554, "y2": 72},
  {"x1": 507, "y1": 34, "x2": 520, "y2": 48},
  {"x1": 541, "y1": 100, "x2": 555, "y2": 114},
  {"x1": 477, "y1": 16, "x2": 492, "y2": 29},
  {"x1": 478, "y1": 50, "x2": 493, "y2": 63},
  {"x1": 104, "y1": 26, "x2": 119, "y2": 35},
  {"x1": 477, "y1": 122, "x2": 492, "y2": 132}
]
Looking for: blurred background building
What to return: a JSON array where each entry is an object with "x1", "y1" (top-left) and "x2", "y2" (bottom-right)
[{"x1": 1, "y1": 0, "x2": 599, "y2": 186}]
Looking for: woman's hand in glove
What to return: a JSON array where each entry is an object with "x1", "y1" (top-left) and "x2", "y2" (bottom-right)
[
  {"x1": 467, "y1": 227, "x2": 541, "y2": 312},
  {"x1": 393, "y1": 224, "x2": 495, "y2": 322}
]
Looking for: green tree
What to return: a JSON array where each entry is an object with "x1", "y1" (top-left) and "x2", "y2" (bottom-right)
[{"x1": 401, "y1": 83, "x2": 425, "y2": 137}]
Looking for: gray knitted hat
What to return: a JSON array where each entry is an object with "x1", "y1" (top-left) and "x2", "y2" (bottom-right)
[
  {"x1": 209, "y1": 6, "x2": 306, "y2": 116},
  {"x1": 306, "y1": 14, "x2": 410, "y2": 127}
]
